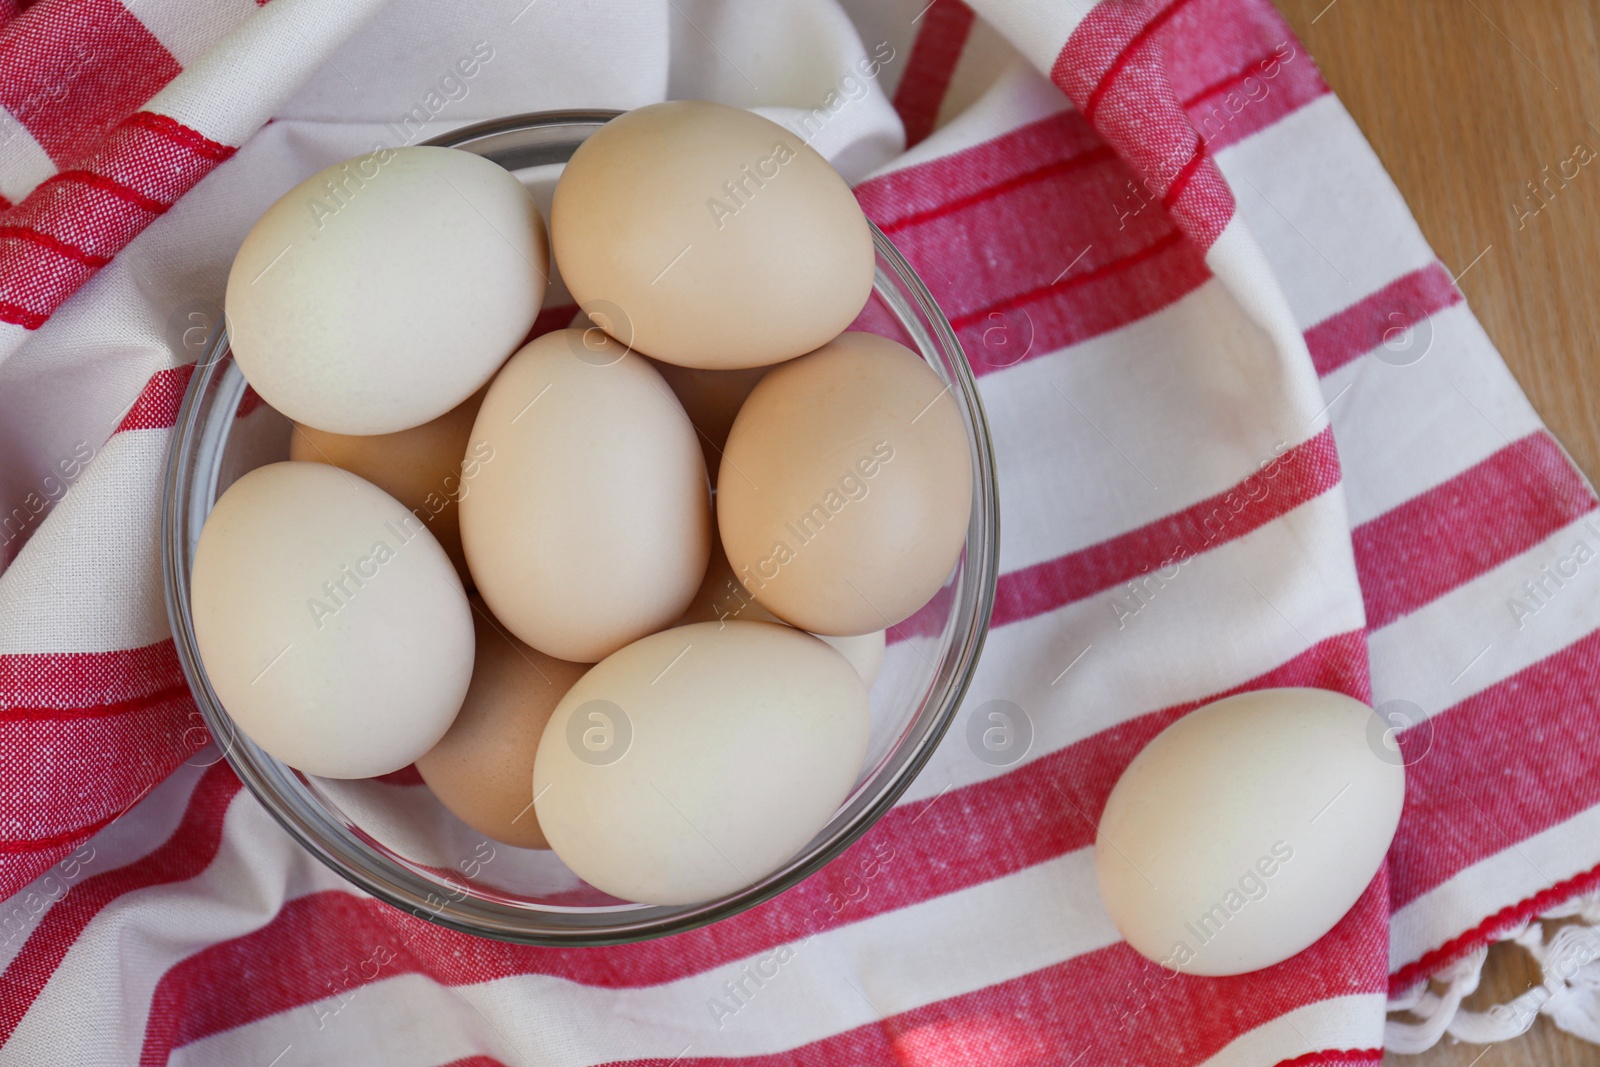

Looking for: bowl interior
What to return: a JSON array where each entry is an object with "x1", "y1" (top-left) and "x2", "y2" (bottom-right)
[{"x1": 163, "y1": 110, "x2": 999, "y2": 945}]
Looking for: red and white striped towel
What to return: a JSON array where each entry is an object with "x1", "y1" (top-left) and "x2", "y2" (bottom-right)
[{"x1": 3, "y1": 0, "x2": 1600, "y2": 1062}]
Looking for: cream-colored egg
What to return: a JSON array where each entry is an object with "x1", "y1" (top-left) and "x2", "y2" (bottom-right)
[
  {"x1": 1095, "y1": 688, "x2": 1406, "y2": 976},
  {"x1": 533, "y1": 621, "x2": 870, "y2": 905},
  {"x1": 191, "y1": 461, "x2": 474, "y2": 779},
  {"x1": 227, "y1": 146, "x2": 548, "y2": 435},
  {"x1": 718, "y1": 331, "x2": 972, "y2": 636},
  {"x1": 818, "y1": 631, "x2": 886, "y2": 689},
  {"x1": 459, "y1": 329, "x2": 711, "y2": 663},
  {"x1": 677, "y1": 539, "x2": 885, "y2": 686},
  {"x1": 551, "y1": 100, "x2": 874, "y2": 369},
  {"x1": 288, "y1": 386, "x2": 487, "y2": 583},
  {"x1": 415, "y1": 603, "x2": 587, "y2": 850}
]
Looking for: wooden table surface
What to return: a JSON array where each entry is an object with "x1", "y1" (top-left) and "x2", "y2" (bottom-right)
[{"x1": 1274, "y1": 2, "x2": 1600, "y2": 1064}]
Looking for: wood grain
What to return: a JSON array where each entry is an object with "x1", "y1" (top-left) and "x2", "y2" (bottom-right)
[{"x1": 1273, "y1": 2, "x2": 1600, "y2": 1064}]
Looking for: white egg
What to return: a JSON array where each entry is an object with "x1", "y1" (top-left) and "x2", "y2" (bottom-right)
[
  {"x1": 1095, "y1": 687, "x2": 1405, "y2": 976},
  {"x1": 226, "y1": 146, "x2": 548, "y2": 435},
  {"x1": 533, "y1": 621, "x2": 870, "y2": 905},
  {"x1": 191, "y1": 462, "x2": 474, "y2": 779}
]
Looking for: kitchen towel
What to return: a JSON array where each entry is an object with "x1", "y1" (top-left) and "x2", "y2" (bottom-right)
[{"x1": 2, "y1": 0, "x2": 1600, "y2": 1062}]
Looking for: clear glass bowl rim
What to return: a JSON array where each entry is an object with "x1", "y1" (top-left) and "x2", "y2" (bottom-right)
[{"x1": 161, "y1": 109, "x2": 1001, "y2": 946}]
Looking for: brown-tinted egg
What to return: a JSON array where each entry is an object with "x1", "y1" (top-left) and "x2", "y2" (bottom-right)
[
  {"x1": 717, "y1": 331, "x2": 972, "y2": 637},
  {"x1": 551, "y1": 100, "x2": 875, "y2": 370},
  {"x1": 415, "y1": 604, "x2": 587, "y2": 849},
  {"x1": 288, "y1": 387, "x2": 486, "y2": 583},
  {"x1": 652, "y1": 361, "x2": 769, "y2": 486}
]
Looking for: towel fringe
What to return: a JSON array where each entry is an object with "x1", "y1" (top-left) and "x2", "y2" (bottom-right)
[{"x1": 1385, "y1": 892, "x2": 1600, "y2": 1053}]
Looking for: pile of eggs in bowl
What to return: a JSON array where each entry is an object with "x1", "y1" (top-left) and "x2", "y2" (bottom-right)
[{"x1": 192, "y1": 101, "x2": 973, "y2": 907}]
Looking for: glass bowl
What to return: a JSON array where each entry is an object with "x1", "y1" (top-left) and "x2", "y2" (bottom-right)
[{"x1": 161, "y1": 110, "x2": 1000, "y2": 946}]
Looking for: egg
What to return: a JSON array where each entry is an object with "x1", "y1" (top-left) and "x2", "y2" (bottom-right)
[
  {"x1": 717, "y1": 331, "x2": 972, "y2": 636},
  {"x1": 651, "y1": 360, "x2": 768, "y2": 485},
  {"x1": 288, "y1": 387, "x2": 487, "y2": 583},
  {"x1": 1095, "y1": 687, "x2": 1406, "y2": 976},
  {"x1": 459, "y1": 328, "x2": 711, "y2": 663},
  {"x1": 415, "y1": 602, "x2": 587, "y2": 849},
  {"x1": 821, "y1": 630, "x2": 887, "y2": 689},
  {"x1": 227, "y1": 146, "x2": 548, "y2": 435},
  {"x1": 678, "y1": 538, "x2": 886, "y2": 686},
  {"x1": 191, "y1": 462, "x2": 474, "y2": 779},
  {"x1": 532, "y1": 621, "x2": 870, "y2": 905},
  {"x1": 550, "y1": 100, "x2": 874, "y2": 369}
]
